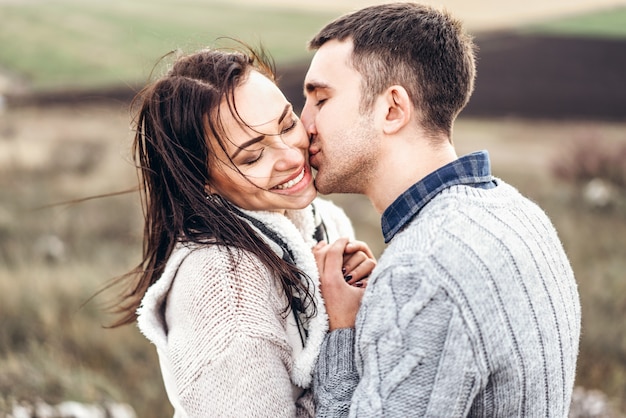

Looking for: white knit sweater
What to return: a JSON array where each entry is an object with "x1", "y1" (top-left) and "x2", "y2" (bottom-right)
[{"x1": 137, "y1": 197, "x2": 354, "y2": 417}]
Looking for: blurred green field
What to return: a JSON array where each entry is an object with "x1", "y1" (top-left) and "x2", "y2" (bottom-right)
[
  {"x1": 523, "y1": 5, "x2": 626, "y2": 38},
  {"x1": 0, "y1": 0, "x2": 336, "y2": 91},
  {"x1": 1, "y1": 2, "x2": 625, "y2": 92}
]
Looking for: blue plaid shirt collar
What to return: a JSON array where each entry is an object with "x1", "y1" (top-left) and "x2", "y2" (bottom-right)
[{"x1": 381, "y1": 150, "x2": 495, "y2": 243}]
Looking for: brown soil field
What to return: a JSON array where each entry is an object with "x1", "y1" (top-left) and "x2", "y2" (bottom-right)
[
  {"x1": 8, "y1": 33, "x2": 625, "y2": 122},
  {"x1": 278, "y1": 33, "x2": 626, "y2": 121}
]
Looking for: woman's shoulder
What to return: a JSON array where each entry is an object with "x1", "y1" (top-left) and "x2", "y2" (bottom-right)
[
  {"x1": 150, "y1": 243, "x2": 293, "y2": 387},
  {"x1": 138, "y1": 242, "x2": 276, "y2": 320},
  {"x1": 167, "y1": 243, "x2": 289, "y2": 344},
  {"x1": 173, "y1": 243, "x2": 274, "y2": 293},
  {"x1": 137, "y1": 243, "x2": 256, "y2": 350}
]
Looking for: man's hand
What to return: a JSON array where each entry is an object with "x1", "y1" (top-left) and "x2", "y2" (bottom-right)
[{"x1": 313, "y1": 238, "x2": 376, "y2": 330}]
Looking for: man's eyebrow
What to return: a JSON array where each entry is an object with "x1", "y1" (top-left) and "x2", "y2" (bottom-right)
[
  {"x1": 304, "y1": 81, "x2": 330, "y2": 94},
  {"x1": 230, "y1": 104, "x2": 292, "y2": 159}
]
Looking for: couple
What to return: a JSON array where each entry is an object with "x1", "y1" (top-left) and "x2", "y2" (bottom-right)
[{"x1": 113, "y1": 3, "x2": 581, "y2": 417}]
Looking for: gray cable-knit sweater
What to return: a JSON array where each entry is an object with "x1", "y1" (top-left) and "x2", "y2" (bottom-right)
[{"x1": 314, "y1": 180, "x2": 581, "y2": 417}]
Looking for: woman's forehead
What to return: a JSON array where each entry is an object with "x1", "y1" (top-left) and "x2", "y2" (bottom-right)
[{"x1": 229, "y1": 70, "x2": 290, "y2": 128}]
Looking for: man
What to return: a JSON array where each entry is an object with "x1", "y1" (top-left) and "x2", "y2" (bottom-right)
[{"x1": 301, "y1": 3, "x2": 581, "y2": 417}]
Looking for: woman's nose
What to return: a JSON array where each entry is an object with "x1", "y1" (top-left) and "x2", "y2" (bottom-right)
[
  {"x1": 300, "y1": 103, "x2": 316, "y2": 136},
  {"x1": 279, "y1": 120, "x2": 309, "y2": 149},
  {"x1": 272, "y1": 140, "x2": 303, "y2": 171}
]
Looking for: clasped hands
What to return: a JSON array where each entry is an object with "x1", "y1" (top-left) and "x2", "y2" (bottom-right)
[{"x1": 313, "y1": 238, "x2": 376, "y2": 330}]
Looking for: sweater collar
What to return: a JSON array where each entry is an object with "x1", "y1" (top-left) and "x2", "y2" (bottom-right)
[
  {"x1": 233, "y1": 202, "x2": 328, "y2": 388},
  {"x1": 381, "y1": 150, "x2": 495, "y2": 243}
]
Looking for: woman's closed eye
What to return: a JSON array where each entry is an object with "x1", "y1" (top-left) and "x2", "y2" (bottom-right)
[
  {"x1": 243, "y1": 149, "x2": 264, "y2": 165},
  {"x1": 240, "y1": 116, "x2": 298, "y2": 165},
  {"x1": 315, "y1": 98, "x2": 327, "y2": 107},
  {"x1": 281, "y1": 118, "x2": 298, "y2": 135}
]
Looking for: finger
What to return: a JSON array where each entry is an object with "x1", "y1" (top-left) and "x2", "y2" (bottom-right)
[
  {"x1": 345, "y1": 259, "x2": 376, "y2": 285},
  {"x1": 312, "y1": 242, "x2": 331, "y2": 276},
  {"x1": 317, "y1": 238, "x2": 351, "y2": 287},
  {"x1": 342, "y1": 250, "x2": 367, "y2": 275},
  {"x1": 352, "y1": 278, "x2": 368, "y2": 288},
  {"x1": 312, "y1": 240, "x2": 327, "y2": 250},
  {"x1": 324, "y1": 238, "x2": 351, "y2": 277},
  {"x1": 344, "y1": 240, "x2": 375, "y2": 258}
]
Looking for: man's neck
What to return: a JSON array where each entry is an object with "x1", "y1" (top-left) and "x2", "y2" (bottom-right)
[{"x1": 366, "y1": 137, "x2": 457, "y2": 214}]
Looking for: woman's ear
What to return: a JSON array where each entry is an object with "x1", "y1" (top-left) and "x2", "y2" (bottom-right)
[{"x1": 381, "y1": 85, "x2": 412, "y2": 135}]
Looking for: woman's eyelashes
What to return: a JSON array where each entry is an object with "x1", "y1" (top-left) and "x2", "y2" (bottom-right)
[
  {"x1": 281, "y1": 119, "x2": 297, "y2": 134},
  {"x1": 240, "y1": 117, "x2": 298, "y2": 165},
  {"x1": 316, "y1": 98, "x2": 327, "y2": 107},
  {"x1": 243, "y1": 150, "x2": 264, "y2": 165}
]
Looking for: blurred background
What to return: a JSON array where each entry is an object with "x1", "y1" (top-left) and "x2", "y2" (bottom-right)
[{"x1": 1, "y1": 0, "x2": 625, "y2": 416}]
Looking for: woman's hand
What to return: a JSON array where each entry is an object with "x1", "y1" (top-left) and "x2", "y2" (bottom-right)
[
  {"x1": 313, "y1": 238, "x2": 376, "y2": 330},
  {"x1": 341, "y1": 240, "x2": 376, "y2": 288}
]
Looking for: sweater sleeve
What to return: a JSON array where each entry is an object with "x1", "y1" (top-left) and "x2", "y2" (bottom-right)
[
  {"x1": 316, "y1": 263, "x2": 483, "y2": 417},
  {"x1": 313, "y1": 329, "x2": 360, "y2": 417},
  {"x1": 163, "y1": 247, "x2": 307, "y2": 417}
]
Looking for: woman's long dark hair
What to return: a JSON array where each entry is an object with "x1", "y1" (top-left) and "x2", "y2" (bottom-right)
[{"x1": 110, "y1": 45, "x2": 314, "y2": 327}]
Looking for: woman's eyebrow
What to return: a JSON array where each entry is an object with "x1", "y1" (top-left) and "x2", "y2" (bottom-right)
[
  {"x1": 230, "y1": 135, "x2": 264, "y2": 159},
  {"x1": 277, "y1": 103, "x2": 292, "y2": 124},
  {"x1": 230, "y1": 104, "x2": 292, "y2": 159}
]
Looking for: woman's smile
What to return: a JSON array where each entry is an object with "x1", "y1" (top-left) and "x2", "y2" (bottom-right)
[{"x1": 271, "y1": 166, "x2": 310, "y2": 192}]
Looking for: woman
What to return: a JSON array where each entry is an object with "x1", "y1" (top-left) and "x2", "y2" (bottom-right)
[{"x1": 112, "y1": 45, "x2": 375, "y2": 417}]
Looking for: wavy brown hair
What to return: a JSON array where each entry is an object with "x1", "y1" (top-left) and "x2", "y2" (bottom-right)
[{"x1": 110, "y1": 45, "x2": 314, "y2": 327}]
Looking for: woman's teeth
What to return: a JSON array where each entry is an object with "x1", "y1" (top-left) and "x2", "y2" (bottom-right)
[{"x1": 274, "y1": 169, "x2": 305, "y2": 190}]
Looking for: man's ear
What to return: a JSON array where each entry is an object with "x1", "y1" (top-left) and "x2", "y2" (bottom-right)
[{"x1": 381, "y1": 85, "x2": 412, "y2": 135}]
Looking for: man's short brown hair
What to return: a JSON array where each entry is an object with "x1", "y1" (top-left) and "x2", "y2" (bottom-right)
[{"x1": 309, "y1": 2, "x2": 477, "y2": 137}]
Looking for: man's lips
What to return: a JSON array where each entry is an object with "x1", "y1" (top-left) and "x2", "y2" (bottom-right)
[{"x1": 308, "y1": 145, "x2": 320, "y2": 168}]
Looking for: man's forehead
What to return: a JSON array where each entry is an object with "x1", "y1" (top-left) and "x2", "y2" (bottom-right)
[
  {"x1": 306, "y1": 40, "x2": 353, "y2": 79},
  {"x1": 315, "y1": 40, "x2": 352, "y2": 63}
]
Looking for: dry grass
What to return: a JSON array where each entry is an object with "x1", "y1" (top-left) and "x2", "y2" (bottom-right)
[{"x1": 1, "y1": 103, "x2": 626, "y2": 415}]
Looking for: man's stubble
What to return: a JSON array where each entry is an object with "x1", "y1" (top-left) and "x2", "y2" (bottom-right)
[{"x1": 314, "y1": 113, "x2": 380, "y2": 196}]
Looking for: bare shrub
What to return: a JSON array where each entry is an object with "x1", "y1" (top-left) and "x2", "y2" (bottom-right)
[
  {"x1": 569, "y1": 387, "x2": 625, "y2": 418},
  {"x1": 552, "y1": 135, "x2": 626, "y2": 189},
  {"x1": 49, "y1": 139, "x2": 106, "y2": 176}
]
